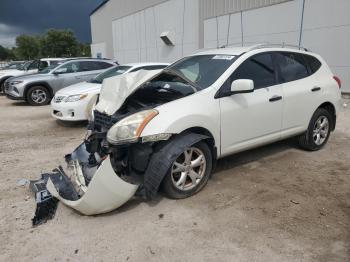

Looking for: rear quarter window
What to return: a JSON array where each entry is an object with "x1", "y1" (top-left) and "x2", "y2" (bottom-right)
[
  {"x1": 303, "y1": 55, "x2": 322, "y2": 74},
  {"x1": 275, "y1": 52, "x2": 309, "y2": 83}
]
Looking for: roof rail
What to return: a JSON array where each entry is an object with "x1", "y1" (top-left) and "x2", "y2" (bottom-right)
[{"x1": 247, "y1": 43, "x2": 310, "y2": 52}]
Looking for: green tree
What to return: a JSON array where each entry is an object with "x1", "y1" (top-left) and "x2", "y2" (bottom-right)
[
  {"x1": 77, "y1": 43, "x2": 91, "y2": 57},
  {"x1": 15, "y1": 35, "x2": 40, "y2": 60},
  {"x1": 40, "y1": 29, "x2": 78, "y2": 57},
  {"x1": 0, "y1": 45, "x2": 10, "y2": 60}
]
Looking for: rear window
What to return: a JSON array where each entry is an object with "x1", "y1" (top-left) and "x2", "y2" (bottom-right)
[
  {"x1": 275, "y1": 52, "x2": 309, "y2": 83},
  {"x1": 303, "y1": 55, "x2": 322, "y2": 74}
]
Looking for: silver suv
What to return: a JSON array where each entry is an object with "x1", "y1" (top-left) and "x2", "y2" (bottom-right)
[{"x1": 4, "y1": 58, "x2": 116, "y2": 105}]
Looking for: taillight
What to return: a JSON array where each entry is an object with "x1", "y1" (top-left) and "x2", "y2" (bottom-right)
[{"x1": 333, "y1": 76, "x2": 341, "y2": 88}]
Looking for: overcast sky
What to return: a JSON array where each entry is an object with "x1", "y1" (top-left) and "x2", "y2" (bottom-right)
[{"x1": 0, "y1": 0, "x2": 103, "y2": 48}]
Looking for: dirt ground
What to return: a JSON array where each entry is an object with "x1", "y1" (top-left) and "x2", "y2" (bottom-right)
[{"x1": 0, "y1": 96, "x2": 349, "y2": 262}]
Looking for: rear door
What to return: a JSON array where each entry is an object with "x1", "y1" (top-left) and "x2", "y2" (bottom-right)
[
  {"x1": 275, "y1": 52, "x2": 321, "y2": 138},
  {"x1": 219, "y1": 52, "x2": 283, "y2": 156}
]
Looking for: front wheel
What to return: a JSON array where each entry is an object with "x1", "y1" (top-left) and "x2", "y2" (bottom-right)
[
  {"x1": 161, "y1": 141, "x2": 212, "y2": 199},
  {"x1": 26, "y1": 86, "x2": 51, "y2": 106},
  {"x1": 298, "y1": 108, "x2": 332, "y2": 151}
]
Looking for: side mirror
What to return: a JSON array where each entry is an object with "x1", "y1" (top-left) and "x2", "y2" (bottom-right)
[
  {"x1": 53, "y1": 68, "x2": 67, "y2": 75},
  {"x1": 230, "y1": 79, "x2": 254, "y2": 95}
]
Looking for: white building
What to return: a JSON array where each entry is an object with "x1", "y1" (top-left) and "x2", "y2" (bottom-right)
[{"x1": 90, "y1": 0, "x2": 350, "y2": 92}]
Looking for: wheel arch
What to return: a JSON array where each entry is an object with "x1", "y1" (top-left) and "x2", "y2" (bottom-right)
[
  {"x1": 24, "y1": 82, "x2": 53, "y2": 101},
  {"x1": 179, "y1": 127, "x2": 217, "y2": 169},
  {"x1": 317, "y1": 101, "x2": 336, "y2": 131}
]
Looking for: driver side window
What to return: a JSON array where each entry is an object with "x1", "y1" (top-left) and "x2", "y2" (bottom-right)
[
  {"x1": 28, "y1": 60, "x2": 39, "y2": 70},
  {"x1": 57, "y1": 61, "x2": 80, "y2": 74},
  {"x1": 230, "y1": 53, "x2": 276, "y2": 89}
]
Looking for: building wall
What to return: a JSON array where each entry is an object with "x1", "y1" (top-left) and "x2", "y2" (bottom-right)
[
  {"x1": 111, "y1": 0, "x2": 199, "y2": 64},
  {"x1": 90, "y1": 0, "x2": 168, "y2": 58},
  {"x1": 203, "y1": 0, "x2": 350, "y2": 92}
]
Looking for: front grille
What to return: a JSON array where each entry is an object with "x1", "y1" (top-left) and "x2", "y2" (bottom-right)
[
  {"x1": 94, "y1": 110, "x2": 117, "y2": 129},
  {"x1": 54, "y1": 95, "x2": 65, "y2": 103}
]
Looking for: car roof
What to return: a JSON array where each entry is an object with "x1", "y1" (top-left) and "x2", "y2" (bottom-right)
[
  {"x1": 193, "y1": 44, "x2": 311, "y2": 57},
  {"x1": 60, "y1": 58, "x2": 115, "y2": 63},
  {"x1": 40, "y1": 58, "x2": 65, "y2": 61},
  {"x1": 123, "y1": 62, "x2": 170, "y2": 68}
]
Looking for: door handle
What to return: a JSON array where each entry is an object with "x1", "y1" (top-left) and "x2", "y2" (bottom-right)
[
  {"x1": 311, "y1": 87, "x2": 321, "y2": 92},
  {"x1": 75, "y1": 76, "x2": 82, "y2": 79},
  {"x1": 269, "y1": 95, "x2": 282, "y2": 102}
]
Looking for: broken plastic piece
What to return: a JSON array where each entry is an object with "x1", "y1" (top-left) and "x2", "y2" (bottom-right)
[
  {"x1": 16, "y1": 178, "x2": 29, "y2": 186},
  {"x1": 30, "y1": 171, "x2": 79, "y2": 225},
  {"x1": 47, "y1": 156, "x2": 139, "y2": 215}
]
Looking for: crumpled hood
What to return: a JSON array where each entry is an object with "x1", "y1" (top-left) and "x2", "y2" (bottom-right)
[
  {"x1": 95, "y1": 69, "x2": 161, "y2": 116},
  {"x1": 56, "y1": 82, "x2": 101, "y2": 96}
]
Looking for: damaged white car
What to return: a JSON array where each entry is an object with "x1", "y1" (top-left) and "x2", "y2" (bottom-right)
[{"x1": 30, "y1": 45, "x2": 342, "y2": 224}]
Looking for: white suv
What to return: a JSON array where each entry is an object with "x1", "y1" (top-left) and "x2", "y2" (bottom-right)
[{"x1": 37, "y1": 45, "x2": 342, "y2": 215}]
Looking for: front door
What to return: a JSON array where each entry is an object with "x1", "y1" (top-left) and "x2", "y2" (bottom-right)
[{"x1": 219, "y1": 52, "x2": 283, "y2": 156}]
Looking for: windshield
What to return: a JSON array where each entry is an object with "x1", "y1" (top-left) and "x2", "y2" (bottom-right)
[
  {"x1": 89, "y1": 65, "x2": 131, "y2": 84},
  {"x1": 135, "y1": 71, "x2": 197, "y2": 100},
  {"x1": 18, "y1": 61, "x2": 32, "y2": 71},
  {"x1": 4, "y1": 63, "x2": 23, "y2": 69},
  {"x1": 168, "y1": 54, "x2": 237, "y2": 90}
]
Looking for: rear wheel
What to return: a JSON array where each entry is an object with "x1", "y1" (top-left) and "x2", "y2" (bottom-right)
[
  {"x1": 26, "y1": 86, "x2": 51, "y2": 106},
  {"x1": 161, "y1": 141, "x2": 212, "y2": 199},
  {"x1": 298, "y1": 108, "x2": 332, "y2": 151}
]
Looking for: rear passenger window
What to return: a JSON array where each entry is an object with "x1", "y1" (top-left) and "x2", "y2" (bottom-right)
[
  {"x1": 275, "y1": 52, "x2": 309, "y2": 83},
  {"x1": 80, "y1": 61, "x2": 112, "y2": 71},
  {"x1": 96, "y1": 62, "x2": 114, "y2": 69},
  {"x1": 230, "y1": 53, "x2": 276, "y2": 89},
  {"x1": 303, "y1": 55, "x2": 322, "y2": 74}
]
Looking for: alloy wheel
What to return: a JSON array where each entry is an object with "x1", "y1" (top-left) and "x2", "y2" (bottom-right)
[
  {"x1": 313, "y1": 116, "x2": 329, "y2": 145},
  {"x1": 171, "y1": 147, "x2": 207, "y2": 191}
]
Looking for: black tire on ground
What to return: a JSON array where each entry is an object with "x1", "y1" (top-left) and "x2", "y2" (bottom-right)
[
  {"x1": 0, "y1": 79, "x2": 7, "y2": 94},
  {"x1": 298, "y1": 108, "x2": 332, "y2": 151},
  {"x1": 26, "y1": 86, "x2": 51, "y2": 106},
  {"x1": 161, "y1": 141, "x2": 212, "y2": 199}
]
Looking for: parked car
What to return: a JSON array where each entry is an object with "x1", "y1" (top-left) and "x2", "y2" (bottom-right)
[
  {"x1": 0, "y1": 61, "x2": 26, "y2": 70},
  {"x1": 4, "y1": 58, "x2": 116, "y2": 105},
  {"x1": 51, "y1": 62, "x2": 169, "y2": 122},
  {"x1": 31, "y1": 44, "x2": 342, "y2": 216},
  {"x1": 0, "y1": 58, "x2": 65, "y2": 93}
]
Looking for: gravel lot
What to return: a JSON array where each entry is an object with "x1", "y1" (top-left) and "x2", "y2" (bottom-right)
[{"x1": 0, "y1": 96, "x2": 349, "y2": 262}]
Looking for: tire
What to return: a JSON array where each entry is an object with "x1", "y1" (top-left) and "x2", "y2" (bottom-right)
[
  {"x1": 0, "y1": 79, "x2": 7, "y2": 94},
  {"x1": 298, "y1": 108, "x2": 332, "y2": 151},
  {"x1": 161, "y1": 141, "x2": 212, "y2": 199},
  {"x1": 26, "y1": 86, "x2": 51, "y2": 106}
]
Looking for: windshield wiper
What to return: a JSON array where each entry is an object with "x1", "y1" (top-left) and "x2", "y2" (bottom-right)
[{"x1": 163, "y1": 68, "x2": 199, "y2": 92}]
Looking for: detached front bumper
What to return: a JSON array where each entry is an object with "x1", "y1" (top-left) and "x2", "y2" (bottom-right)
[
  {"x1": 30, "y1": 143, "x2": 139, "y2": 224},
  {"x1": 47, "y1": 155, "x2": 138, "y2": 215}
]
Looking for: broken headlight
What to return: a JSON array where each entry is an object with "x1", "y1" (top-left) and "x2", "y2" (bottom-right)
[{"x1": 107, "y1": 109, "x2": 158, "y2": 145}]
